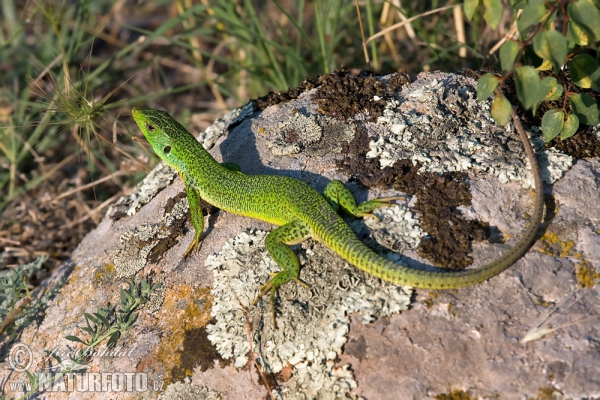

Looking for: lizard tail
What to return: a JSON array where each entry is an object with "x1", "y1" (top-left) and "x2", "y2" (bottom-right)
[{"x1": 325, "y1": 110, "x2": 544, "y2": 289}]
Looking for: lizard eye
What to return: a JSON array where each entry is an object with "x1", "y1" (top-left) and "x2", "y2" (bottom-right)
[
  {"x1": 163, "y1": 146, "x2": 171, "y2": 154},
  {"x1": 147, "y1": 123, "x2": 155, "y2": 132}
]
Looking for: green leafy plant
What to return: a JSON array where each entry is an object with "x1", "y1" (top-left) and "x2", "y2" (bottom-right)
[
  {"x1": 64, "y1": 277, "x2": 161, "y2": 365},
  {"x1": 4, "y1": 277, "x2": 159, "y2": 400},
  {"x1": 0, "y1": 256, "x2": 46, "y2": 340},
  {"x1": 467, "y1": 0, "x2": 600, "y2": 142}
]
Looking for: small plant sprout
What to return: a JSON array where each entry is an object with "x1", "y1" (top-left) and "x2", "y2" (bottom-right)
[{"x1": 65, "y1": 277, "x2": 161, "y2": 365}]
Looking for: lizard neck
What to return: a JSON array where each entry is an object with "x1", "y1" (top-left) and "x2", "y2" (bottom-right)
[{"x1": 175, "y1": 136, "x2": 229, "y2": 187}]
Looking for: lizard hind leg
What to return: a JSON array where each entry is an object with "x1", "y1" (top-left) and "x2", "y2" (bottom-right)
[
  {"x1": 253, "y1": 220, "x2": 311, "y2": 327},
  {"x1": 323, "y1": 179, "x2": 406, "y2": 221}
]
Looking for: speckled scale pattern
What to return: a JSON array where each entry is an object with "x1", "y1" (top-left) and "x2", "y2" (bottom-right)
[{"x1": 131, "y1": 108, "x2": 543, "y2": 291}]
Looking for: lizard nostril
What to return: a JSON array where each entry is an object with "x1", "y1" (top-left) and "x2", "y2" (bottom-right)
[
  {"x1": 147, "y1": 124, "x2": 155, "y2": 132},
  {"x1": 163, "y1": 146, "x2": 171, "y2": 154}
]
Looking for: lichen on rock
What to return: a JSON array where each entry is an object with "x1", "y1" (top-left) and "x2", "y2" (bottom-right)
[
  {"x1": 265, "y1": 111, "x2": 355, "y2": 157},
  {"x1": 358, "y1": 204, "x2": 426, "y2": 252},
  {"x1": 160, "y1": 377, "x2": 221, "y2": 400},
  {"x1": 195, "y1": 103, "x2": 255, "y2": 150},
  {"x1": 204, "y1": 227, "x2": 412, "y2": 398},
  {"x1": 366, "y1": 75, "x2": 573, "y2": 188},
  {"x1": 109, "y1": 162, "x2": 177, "y2": 219},
  {"x1": 113, "y1": 197, "x2": 188, "y2": 278}
]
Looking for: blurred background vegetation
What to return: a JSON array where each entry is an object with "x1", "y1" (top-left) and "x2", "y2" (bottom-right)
[{"x1": 0, "y1": 0, "x2": 534, "y2": 271}]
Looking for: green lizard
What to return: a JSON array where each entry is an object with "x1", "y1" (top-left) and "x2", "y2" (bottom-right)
[{"x1": 132, "y1": 107, "x2": 544, "y2": 319}]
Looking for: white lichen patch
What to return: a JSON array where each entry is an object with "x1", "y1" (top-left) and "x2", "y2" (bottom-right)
[
  {"x1": 264, "y1": 112, "x2": 355, "y2": 157},
  {"x1": 109, "y1": 162, "x2": 177, "y2": 217},
  {"x1": 360, "y1": 205, "x2": 427, "y2": 252},
  {"x1": 266, "y1": 112, "x2": 323, "y2": 156},
  {"x1": 114, "y1": 198, "x2": 188, "y2": 278},
  {"x1": 205, "y1": 228, "x2": 411, "y2": 399},
  {"x1": 367, "y1": 76, "x2": 573, "y2": 188},
  {"x1": 146, "y1": 284, "x2": 166, "y2": 313},
  {"x1": 529, "y1": 126, "x2": 575, "y2": 184},
  {"x1": 312, "y1": 115, "x2": 356, "y2": 156},
  {"x1": 195, "y1": 103, "x2": 255, "y2": 150},
  {"x1": 160, "y1": 377, "x2": 221, "y2": 400}
]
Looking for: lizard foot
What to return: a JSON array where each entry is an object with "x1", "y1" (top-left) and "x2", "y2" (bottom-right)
[
  {"x1": 253, "y1": 270, "x2": 310, "y2": 328},
  {"x1": 357, "y1": 195, "x2": 409, "y2": 220},
  {"x1": 183, "y1": 234, "x2": 203, "y2": 258}
]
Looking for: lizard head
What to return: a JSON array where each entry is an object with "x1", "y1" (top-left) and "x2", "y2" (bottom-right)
[{"x1": 132, "y1": 107, "x2": 189, "y2": 169}]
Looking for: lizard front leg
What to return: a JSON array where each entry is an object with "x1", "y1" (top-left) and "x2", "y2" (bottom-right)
[
  {"x1": 253, "y1": 220, "x2": 311, "y2": 327},
  {"x1": 183, "y1": 183, "x2": 205, "y2": 257},
  {"x1": 183, "y1": 163, "x2": 238, "y2": 257}
]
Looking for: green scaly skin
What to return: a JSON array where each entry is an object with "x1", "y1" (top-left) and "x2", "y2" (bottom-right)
[{"x1": 132, "y1": 107, "x2": 544, "y2": 321}]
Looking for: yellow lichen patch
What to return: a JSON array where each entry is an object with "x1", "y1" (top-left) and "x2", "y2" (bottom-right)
[
  {"x1": 161, "y1": 285, "x2": 213, "y2": 331},
  {"x1": 434, "y1": 389, "x2": 475, "y2": 400},
  {"x1": 575, "y1": 261, "x2": 599, "y2": 288},
  {"x1": 560, "y1": 240, "x2": 575, "y2": 257},
  {"x1": 545, "y1": 232, "x2": 561, "y2": 244},
  {"x1": 424, "y1": 291, "x2": 439, "y2": 308},
  {"x1": 533, "y1": 386, "x2": 561, "y2": 400},
  {"x1": 137, "y1": 285, "x2": 216, "y2": 385},
  {"x1": 535, "y1": 230, "x2": 597, "y2": 289},
  {"x1": 503, "y1": 232, "x2": 515, "y2": 241},
  {"x1": 65, "y1": 264, "x2": 86, "y2": 286},
  {"x1": 93, "y1": 263, "x2": 116, "y2": 286},
  {"x1": 538, "y1": 231, "x2": 575, "y2": 258},
  {"x1": 424, "y1": 298, "x2": 434, "y2": 308},
  {"x1": 447, "y1": 303, "x2": 457, "y2": 317},
  {"x1": 535, "y1": 296, "x2": 554, "y2": 308}
]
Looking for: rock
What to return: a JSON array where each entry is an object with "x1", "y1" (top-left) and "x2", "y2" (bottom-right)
[{"x1": 2, "y1": 70, "x2": 599, "y2": 399}]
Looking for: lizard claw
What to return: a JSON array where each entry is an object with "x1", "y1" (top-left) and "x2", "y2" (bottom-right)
[
  {"x1": 253, "y1": 271, "x2": 310, "y2": 328},
  {"x1": 183, "y1": 234, "x2": 203, "y2": 258}
]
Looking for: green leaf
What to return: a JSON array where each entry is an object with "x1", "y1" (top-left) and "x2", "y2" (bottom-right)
[
  {"x1": 568, "y1": 0, "x2": 600, "y2": 43},
  {"x1": 514, "y1": 66, "x2": 543, "y2": 109},
  {"x1": 94, "y1": 312, "x2": 111, "y2": 328},
  {"x1": 464, "y1": 0, "x2": 481, "y2": 20},
  {"x1": 483, "y1": 0, "x2": 503, "y2": 29},
  {"x1": 44, "y1": 349, "x2": 62, "y2": 364},
  {"x1": 517, "y1": 2, "x2": 547, "y2": 34},
  {"x1": 540, "y1": 77, "x2": 563, "y2": 101},
  {"x1": 124, "y1": 312, "x2": 138, "y2": 328},
  {"x1": 541, "y1": 109, "x2": 564, "y2": 142},
  {"x1": 568, "y1": 54, "x2": 600, "y2": 90},
  {"x1": 499, "y1": 40, "x2": 520, "y2": 72},
  {"x1": 569, "y1": 93, "x2": 599, "y2": 125},
  {"x1": 568, "y1": 21, "x2": 590, "y2": 45},
  {"x1": 477, "y1": 73, "x2": 500, "y2": 101},
  {"x1": 533, "y1": 30, "x2": 567, "y2": 73},
  {"x1": 510, "y1": 0, "x2": 528, "y2": 9},
  {"x1": 107, "y1": 331, "x2": 121, "y2": 348},
  {"x1": 536, "y1": 59, "x2": 554, "y2": 71},
  {"x1": 533, "y1": 77, "x2": 563, "y2": 115},
  {"x1": 491, "y1": 95, "x2": 512, "y2": 126},
  {"x1": 560, "y1": 113, "x2": 579, "y2": 140},
  {"x1": 84, "y1": 313, "x2": 97, "y2": 324},
  {"x1": 65, "y1": 335, "x2": 86, "y2": 344}
]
